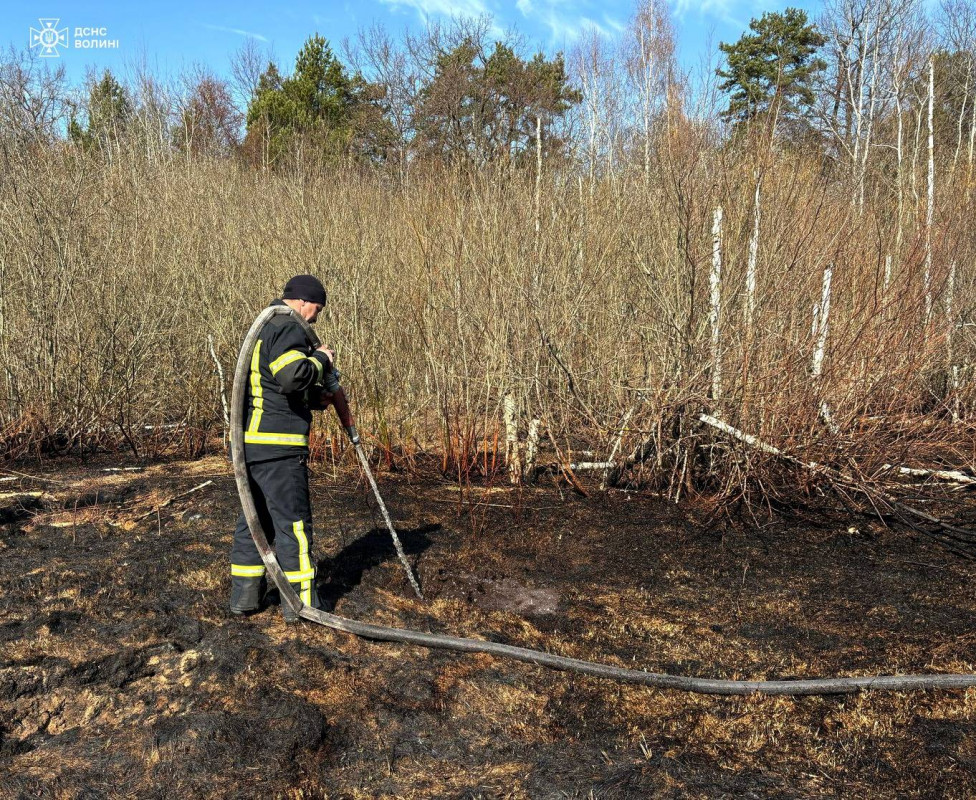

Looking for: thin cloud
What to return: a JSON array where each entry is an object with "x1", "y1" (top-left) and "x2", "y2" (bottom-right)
[
  {"x1": 517, "y1": 0, "x2": 625, "y2": 44},
  {"x1": 673, "y1": 0, "x2": 747, "y2": 31},
  {"x1": 379, "y1": 0, "x2": 492, "y2": 23},
  {"x1": 201, "y1": 23, "x2": 268, "y2": 42},
  {"x1": 542, "y1": 12, "x2": 612, "y2": 42}
]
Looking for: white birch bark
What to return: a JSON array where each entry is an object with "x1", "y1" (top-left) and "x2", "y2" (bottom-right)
[
  {"x1": 745, "y1": 180, "x2": 760, "y2": 340},
  {"x1": 811, "y1": 263, "x2": 833, "y2": 380},
  {"x1": 856, "y1": 14, "x2": 882, "y2": 213},
  {"x1": 811, "y1": 263, "x2": 838, "y2": 432},
  {"x1": 636, "y1": 22, "x2": 654, "y2": 184},
  {"x1": 910, "y1": 93, "x2": 923, "y2": 209},
  {"x1": 896, "y1": 91, "x2": 905, "y2": 259},
  {"x1": 709, "y1": 206, "x2": 723, "y2": 404}
]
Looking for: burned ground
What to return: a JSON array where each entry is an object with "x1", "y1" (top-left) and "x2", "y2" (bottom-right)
[{"x1": 0, "y1": 454, "x2": 974, "y2": 799}]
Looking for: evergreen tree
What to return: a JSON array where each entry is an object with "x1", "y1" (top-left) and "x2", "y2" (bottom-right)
[
  {"x1": 415, "y1": 38, "x2": 580, "y2": 165},
  {"x1": 69, "y1": 70, "x2": 132, "y2": 152},
  {"x1": 717, "y1": 8, "x2": 825, "y2": 131},
  {"x1": 243, "y1": 34, "x2": 390, "y2": 165}
]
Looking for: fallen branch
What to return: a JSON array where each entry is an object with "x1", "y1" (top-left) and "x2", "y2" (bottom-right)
[
  {"x1": 0, "y1": 490, "x2": 46, "y2": 502},
  {"x1": 882, "y1": 464, "x2": 976, "y2": 486},
  {"x1": 532, "y1": 461, "x2": 616, "y2": 476},
  {"x1": 133, "y1": 480, "x2": 213, "y2": 521},
  {"x1": 0, "y1": 469, "x2": 64, "y2": 485},
  {"x1": 698, "y1": 414, "x2": 976, "y2": 557}
]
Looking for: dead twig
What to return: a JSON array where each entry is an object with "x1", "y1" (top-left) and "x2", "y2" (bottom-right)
[
  {"x1": 132, "y1": 480, "x2": 213, "y2": 521},
  {"x1": 698, "y1": 414, "x2": 976, "y2": 558}
]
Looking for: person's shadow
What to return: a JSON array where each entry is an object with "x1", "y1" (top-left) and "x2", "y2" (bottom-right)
[{"x1": 315, "y1": 523, "x2": 439, "y2": 608}]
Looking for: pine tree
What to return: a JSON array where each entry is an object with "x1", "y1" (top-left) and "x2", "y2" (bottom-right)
[
  {"x1": 243, "y1": 34, "x2": 390, "y2": 165},
  {"x1": 717, "y1": 8, "x2": 825, "y2": 131},
  {"x1": 69, "y1": 70, "x2": 132, "y2": 152},
  {"x1": 415, "y1": 38, "x2": 580, "y2": 165}
]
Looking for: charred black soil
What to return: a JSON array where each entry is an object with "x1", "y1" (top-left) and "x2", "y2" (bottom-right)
[{"x1": 0, "y1": 454, "x2": 974, "y2": 799}]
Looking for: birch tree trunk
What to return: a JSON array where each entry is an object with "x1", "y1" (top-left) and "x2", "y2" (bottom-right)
[
  {"x1": 745, "y1": 181, "x2": 760, "y2": 339},
  {"x1": 709, "y1": 206, "x2": 723, "y2": 405},
  {"x1": 741, "y1": 179, "x2": 761, "y2": 417},
  {"x1": 811, "y1": 263, "x2": 833, "y2": 381},
  {"x1": 811, "y1": 263, "x2": 838, "y2": 432}
]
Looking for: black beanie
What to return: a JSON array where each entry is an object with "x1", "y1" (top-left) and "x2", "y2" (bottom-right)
[{"x1": 282, "y1": 274, "x2": 327, "y2": 306}]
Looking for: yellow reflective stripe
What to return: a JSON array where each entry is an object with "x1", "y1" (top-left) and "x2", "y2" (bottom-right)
[
  {"x1": 293, "y1": 519, "x2": 313, "y2": 605},
  {"x1": 270, "y1": 349, "x2": 305, "y2": 376},
  {"x1": 286, "y1": 578, "x2": 312, "y2": 605},
  {"x1": 284, "y1": 568, "x2": 315, "y2": 582},
  {"x1": 231, "y1": 564, "x2": 266, "y2": 577},
  {"x1": 248, "y1": 340, "x2": 264, "y2": 433},
  {"x1": 294, "y1": 520, "x2": 311, "y2": 574},
  {"x1": 310, "y1": 355, "x2": 324, "y2": 382},
  {"x1": 285, "y1": 519, "x2": 315, "y2": 605},
  {"x1": 243, "y1": 432, "x2": 309, "y2": 446}
]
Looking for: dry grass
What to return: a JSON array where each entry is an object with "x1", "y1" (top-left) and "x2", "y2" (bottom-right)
[{"x1": 2, "y1": 115, "x2": 975, "y2": 514}]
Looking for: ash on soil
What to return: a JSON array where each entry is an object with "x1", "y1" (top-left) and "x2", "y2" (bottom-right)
[{"x1": 0, "y1": 454, "x2": 974, "y2": 798}]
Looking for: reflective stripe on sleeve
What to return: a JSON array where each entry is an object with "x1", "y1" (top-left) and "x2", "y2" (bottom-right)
[
  {"x1": 310, "y1": 355, "x2": 324, "y2": 382},
  {"x1": 248, "y1": 340, "x2": 264, "y2": 433},
  {"x1": 270, "y1": 349, "x2": 305, "y2": 376}
]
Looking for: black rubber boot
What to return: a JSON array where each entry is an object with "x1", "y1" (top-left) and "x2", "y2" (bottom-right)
[
  {"x1": 282, "y1": 582, "x2": 320, "y2": 623},
  {"x1": 229, "y1": 576, "x2": 263, "y2": 615}
]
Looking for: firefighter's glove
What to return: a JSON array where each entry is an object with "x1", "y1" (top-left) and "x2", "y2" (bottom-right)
[
  {"x1": 345, "y1": 425, "x2": 360, "y2": 445},
  {"x1": 321, "y1": 366, "x2": 341, "y2": 395}
]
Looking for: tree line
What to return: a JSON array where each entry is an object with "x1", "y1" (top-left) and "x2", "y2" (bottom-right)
[{"x1": 2, "y1": 0, "x2": 972, "y2": 177}]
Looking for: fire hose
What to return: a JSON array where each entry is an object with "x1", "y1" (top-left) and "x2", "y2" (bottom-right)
[{"x1": 231, "y1": 305, "x2": 976, "y2": 696}]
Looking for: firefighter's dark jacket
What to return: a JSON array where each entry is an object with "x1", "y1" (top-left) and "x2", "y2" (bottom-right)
[{"x1": 243, "y1": 299, "x2": 340, "y2": 463}]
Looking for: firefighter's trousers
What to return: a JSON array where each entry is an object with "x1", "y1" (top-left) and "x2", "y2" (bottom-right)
[{"x1": 231, "y1": 454, "x2": 317, "y2": 605}]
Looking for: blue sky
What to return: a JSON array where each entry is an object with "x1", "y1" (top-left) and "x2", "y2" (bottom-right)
[{"x1": 6, "y1": 0, "x2": 822, "y2": 89}]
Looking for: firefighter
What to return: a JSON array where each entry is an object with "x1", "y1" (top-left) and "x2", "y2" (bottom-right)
[{"x1": 229, "y1": 274, "x2": 356, "y2": 622}]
